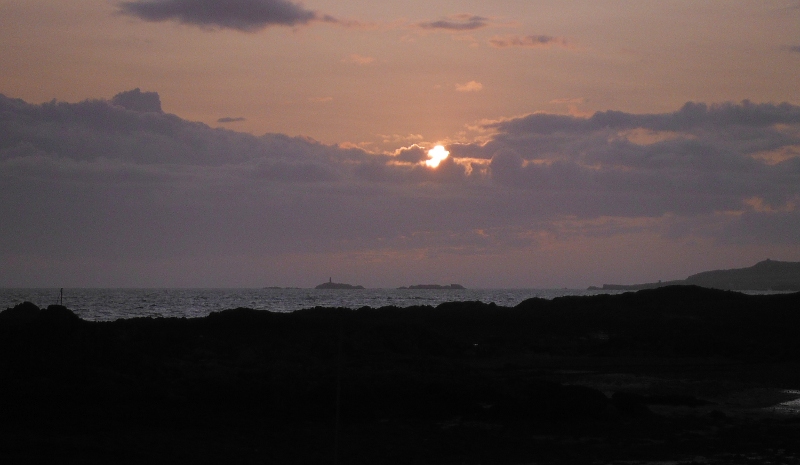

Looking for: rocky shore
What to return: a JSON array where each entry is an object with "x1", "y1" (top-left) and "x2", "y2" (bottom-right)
[{"x1": 2, "y1": 286, "x2": 800, "y2": 464}]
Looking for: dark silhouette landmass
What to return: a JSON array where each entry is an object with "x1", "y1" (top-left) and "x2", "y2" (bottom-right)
[
  {"x1": 591, "y1": 259, "x2": 800, "y2": 291},
  {"x1": 398, "y1": 284, "x2": 465, "y2": 289},
  {"x1": 2, "y1": 286, "x2": 800, "y2": 463},
  {"x1": 315, "y1": 280, "x2": 365, "y2": 289}
]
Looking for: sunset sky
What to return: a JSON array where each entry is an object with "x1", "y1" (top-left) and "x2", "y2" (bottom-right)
[{"x1": 2, "y1": 0, "x2": 800, "y2": 288}]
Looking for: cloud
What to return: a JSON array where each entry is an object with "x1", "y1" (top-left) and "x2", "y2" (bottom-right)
[
  {"x1": 549, "y1": 98, "x2": 585, "y2": 105},
  {"x1": 308, "y1": 96, "x2": 333, "y2": 103},
  {"x1": 380, "y1": 133, "x2": 424, "y2": 144},
  {"x1": 217, "y1": 116, "x2": 246, "y2": 123},
  {"x1": 785, "y1": 45, "x2": 800, "y2": 53},
  {"x1": 489, "y1": 35, "x2": 569, "y2": 49},
  {"x1": 341, "y1": 54, "x2": 375, "y2": 65},
  {"x1": 549, "y1": 97, "x2": 590, "y2": 117},
  {"x1": 418, "y1": 14, "x2": 488, "y2": 31},
  {"x1": 392, "y1": 145, "x2": 427, "y2": 164},
  {"x1": 455, "y1": 81, "x2": 483, "y2": 92},
  {"x1": 469, "y1": 101, "x2": 800, "y2": 219},
  {"x1": 2, "y1": 91, "x2": 799, "y2": 287},
  {"x1": 117, "y1": 0, "x2": 330, "y2": 31}
]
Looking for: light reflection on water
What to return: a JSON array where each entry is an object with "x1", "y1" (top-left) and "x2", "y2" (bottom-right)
[{"x1": 1, "y1": 288, "x2": 625, "y2": 321}]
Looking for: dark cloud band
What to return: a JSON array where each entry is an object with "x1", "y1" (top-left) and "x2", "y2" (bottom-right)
[
  {"x1": 489, "y1": 35, "x2": 568, "y2": 48},
  {"x1": 2, "y1": 91, "x2": 799, "y2": 286},
  {"x1": 418, "y1": 15, "x2": 488, "y2": 31},
  {"x1": 118, "y1": 0, "x2": 321, "y2": 31}
]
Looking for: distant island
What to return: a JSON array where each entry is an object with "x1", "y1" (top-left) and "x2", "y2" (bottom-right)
[
  {"x1": 397, "y1": 284, "x2": 465, "y2": 290},
  {"x1": 315, "y1": 278, "x2": 364, "y2": 290},
  {"x1": 590, "y1": 259, "x2": 800, "y2": 291}
]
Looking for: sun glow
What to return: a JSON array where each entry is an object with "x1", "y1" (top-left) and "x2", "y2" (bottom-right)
[{"x1": 425, "y1": 145, "x2": 450, "y2": 168}]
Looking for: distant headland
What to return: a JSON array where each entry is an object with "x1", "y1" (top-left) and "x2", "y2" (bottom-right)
[
  {"x1": 590, "y1": 259, "x2": 800, "y2": 291},
  {"x1": 314, "y1": 278, "x2": 364, "y2": 290},
  {"x1": 397, "y1": 284, "x2": 465, "y2": 290}
]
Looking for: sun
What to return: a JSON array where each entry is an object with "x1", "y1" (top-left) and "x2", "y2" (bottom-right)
[{"x1": 425, "y1": 145, "x2": 449, "y2": 168}]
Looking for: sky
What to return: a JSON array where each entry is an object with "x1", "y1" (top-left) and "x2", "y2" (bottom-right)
[{"x1": 1, "y1": 0, "x2": 800, "y2": 288}]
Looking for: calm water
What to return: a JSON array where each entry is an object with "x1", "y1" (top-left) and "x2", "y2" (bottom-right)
[{"x1": 0, "y1": 288, "x2": 624, "y2": 322}]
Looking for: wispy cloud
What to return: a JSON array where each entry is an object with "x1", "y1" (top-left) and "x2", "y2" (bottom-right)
[
  {"x1": 489, "y1": 34, "x2": 569, "y2": 49},
  {"x1": 341, "y1": 54, "x2": 375, "y2": 65},
  {"x1": 217, "y1": 116, "x2": 246, "y2": 123},
  {"x1": 550, "y1": 98, "x2": 585, "y2": 105},
  {"x1": 117, "y1": 0, "x2": 336, "y2": 31},
  {"x1": 380, "y1": 134, "x2": 424, "y2": 144},
  {"x1": 549, "y1": 98, "x2": 590, "y2": 117},
  {"x1": 456, "y1": 81, "x2": 483, "y2": 92},
  {"x1": 418, "y1": 14, "x2": 489, "y2": 31}
]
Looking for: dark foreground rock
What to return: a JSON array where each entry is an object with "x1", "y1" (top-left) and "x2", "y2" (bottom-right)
[{"x1": 2, "y1": 286, "x2": 800, "y2": 464}]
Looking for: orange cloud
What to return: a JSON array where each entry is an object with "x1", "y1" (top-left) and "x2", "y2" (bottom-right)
[{"x1": 456, "y1": 81, "x2": 483, "y2": 92}]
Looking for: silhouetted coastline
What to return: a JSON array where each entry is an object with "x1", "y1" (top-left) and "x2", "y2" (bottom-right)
[
  {"x1": 2, "y1": 286, "x2": 800, "y2": 463},
  {"x1": 397, "y1": 284, "x2": 465, "y2": 290},
  {"x1": 592, "y1": 259, "x2": 800, "y2": 291},
  {"x1": 315, "y1": 278, "x2": 365, "y2": 289}
]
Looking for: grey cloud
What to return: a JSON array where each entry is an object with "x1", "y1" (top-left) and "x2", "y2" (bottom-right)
[
  {"x1": 418, "y1": 15, "x2": 488, "y2": 31},
  {"x1": 718, "y1": 209, "x2": 800, "y2": 246},
  {"x1": 250, "y1": 159, "x2": 338, "y2": 182},
  {"x1": 393, "y1": 145, "x2": 426, "y2": 163},
  {"x1": 466, "y1": 101, "x2": 800, "y2": 224},
  {"x1": 0, "y1": 92, "x2": 367, "y2": 168},
  {"x1": 118, "y1": 0, "x2": 324, "y2": 31},
  {"x1": 489, "y1": 101, "x2": 800, "y2": 137},
  {"x1": 111, "y1": 88, "x2": 163, "y2": 113},
  {"x1": 217, "y1": 116, "x2": 246, "y2": 123},
  {"x1": 489, "y1": 35, "x2": 568, "y2": 48}
]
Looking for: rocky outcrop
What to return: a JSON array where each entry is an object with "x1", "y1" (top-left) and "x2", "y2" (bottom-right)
[
  {"x1": 0, "y1": 301, "x2": 40, "y2": 321},
  {"x1": 2, "y1": 286, "x2": 800, "y2": 463},
  {"x1": 0, "y1": 301, "x2": 80, "y2": 323},
  {"x1": 315, "y1": 281, "x2": 365, "y2": 289}
]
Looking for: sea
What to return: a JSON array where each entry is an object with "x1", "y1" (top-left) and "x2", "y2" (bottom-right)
[{"x1": 0, "y1": 288, "x2": 627, "y2": 322}]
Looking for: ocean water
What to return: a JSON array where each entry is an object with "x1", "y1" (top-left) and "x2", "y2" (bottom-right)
[{"x1": 0, "y1": 288, "x2": 623, "y2": 322}]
